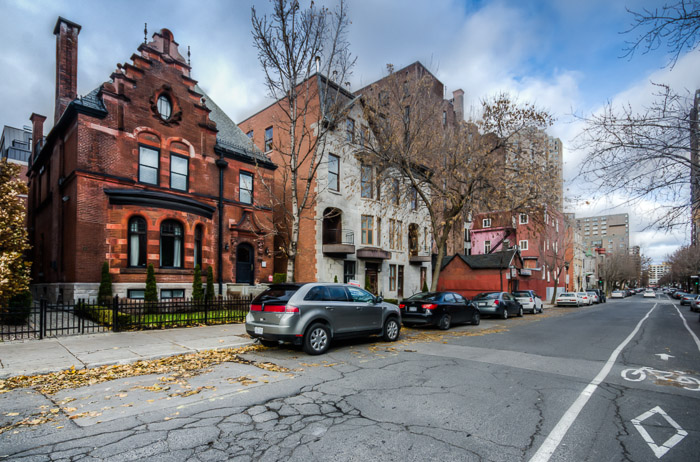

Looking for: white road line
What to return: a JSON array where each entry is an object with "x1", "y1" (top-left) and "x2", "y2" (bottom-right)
[
  {"x1": 529, "y1": 303, "x2": 657, "y2": 462},
  {"x1": 672, "y1": 304, "x2": 700, "y2": 353}
]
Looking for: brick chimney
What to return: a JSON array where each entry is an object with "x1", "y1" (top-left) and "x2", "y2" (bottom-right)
[
  {"x1": 29, "y1": 113, "x2": 46, "y2": 161},
  {"x1": 452, "y1": 89, "x2": 464, "y2": 122},
  {"x1": 53, "y1": 17, "x2": 82, "y2": 124}
]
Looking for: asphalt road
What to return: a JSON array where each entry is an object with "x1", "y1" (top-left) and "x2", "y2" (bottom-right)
[{"x1": 1, "y1": 294, "x2": 698, "y2": 461}]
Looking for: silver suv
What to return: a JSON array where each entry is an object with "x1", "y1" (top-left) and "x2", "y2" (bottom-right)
[{"x1": 245, "y1": 283, "x2": 402, "y2": 355}]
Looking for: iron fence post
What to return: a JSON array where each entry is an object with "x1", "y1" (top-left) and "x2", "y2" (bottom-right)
[
  {"x1": 39, "y1": 299, "x2": 46, "y2": 340},
  {"x1": 112, "y1": 295, "x2": 120, "y2": 332},
  {"x1": 204, "y1": 296, "x2": 209, "y2": 325}
]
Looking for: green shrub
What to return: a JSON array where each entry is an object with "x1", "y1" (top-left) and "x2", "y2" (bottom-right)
[
  {"x1": 334, "y1": 275, "x2": 338, "y2": 283},
  {"x1": 98, "y1": 262, "x2": 112, "y2": 305},
  {"x1": 192, "y1": 265, "x2": 204, "y2": 301},
  {"x1": 365, "y1": 274, "x2": 371, "y2": 292},
  {"x1": 145, "y1": 264, "x2": 157, "y2": 302},
  {"x1": 383, "y1": 298, "x2": 398, "y2": 305},
  {"x1": 0, "y1": 291, "x2": 33, "y2": 325},
  {"x1": 273, "y1": 273, "x2": 287, "y2": 283},
  {"x1": 206, "y1": 266, "x2": 215, "y2": 300},
  {"x1": 75, "y1": 302, "x2": 129, "y2": 328},
  {"x1": 422, "y1": 279, "x2": 429, "y2": 292}
]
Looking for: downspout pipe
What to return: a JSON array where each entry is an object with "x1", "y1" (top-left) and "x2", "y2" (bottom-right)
[{"x1": 215, "y1": 158, "x2": 229, "y2": 296}]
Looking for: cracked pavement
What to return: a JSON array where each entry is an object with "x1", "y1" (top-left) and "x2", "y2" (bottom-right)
[{"x1": 1, "y1": 300, "x2": 699, "y2": 461}]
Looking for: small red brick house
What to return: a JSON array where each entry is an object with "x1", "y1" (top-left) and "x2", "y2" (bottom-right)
[
  {"x1": 437, "y1": 250, "x2": 524, "y2": 299},
  {"x1": 27, "y1": 18, "x2": 276, "y2": 302}
]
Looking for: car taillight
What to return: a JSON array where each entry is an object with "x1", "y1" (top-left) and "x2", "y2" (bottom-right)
[
  {"x1": 494, "y1": 300, "x2": 500, "y2": 305},
  {"x1": 422, "y1": 303, "x2": 438, "y2": 310},
  {"x1": 399, "y1": 303, "x2": 406, "y2": 309},
  {"x1": 264, "y1": 305, "x2": 299, "y2": 313},
  {"x1": 530, "y1": 298, "x2": 533, "y2": 302},
  {"x1": 250, "y1": 304, "x2": 262, "y2": 311}
]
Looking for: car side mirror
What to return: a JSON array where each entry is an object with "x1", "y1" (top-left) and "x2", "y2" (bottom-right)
[{"x1": 375, "y1": 296, "x2": 383, "y2": 304}]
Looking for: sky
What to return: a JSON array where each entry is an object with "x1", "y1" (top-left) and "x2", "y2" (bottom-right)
[{"x1": 1, "y1": 0, "x2": 699, "y2": 264}]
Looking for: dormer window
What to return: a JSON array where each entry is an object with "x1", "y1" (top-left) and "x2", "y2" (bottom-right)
[{"x1": 157, "y1": 95, "x2": 172, "y2": 120}]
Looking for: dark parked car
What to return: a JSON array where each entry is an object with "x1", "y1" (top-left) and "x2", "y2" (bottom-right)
[
  {"x1": 245, "y1": 283, "x2": 401, "y2": 355},
  {"x1": 472, "y1": 292, "x2": 523, "y2": 319},
  {"x1": 399, "y1": 291, "x2": 480, "y2": 330}
]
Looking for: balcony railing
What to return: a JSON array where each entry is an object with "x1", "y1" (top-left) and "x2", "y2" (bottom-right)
[
  {"x1": 322, "y1": 229, "x2": 355, "y2": 256},
  {"x1": 323, "y1": 228, "x2": 354, "y2": 245}
]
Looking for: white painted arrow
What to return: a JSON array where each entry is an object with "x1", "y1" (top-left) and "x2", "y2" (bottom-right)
[{"x1": 656, "y1": 354, "x2": 674, "y2": 361}]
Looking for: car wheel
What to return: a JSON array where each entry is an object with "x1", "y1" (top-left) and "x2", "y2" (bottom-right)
[
  {"x1": 471, "y1": 310, "x2": 481, "y2": 325},
  {"x1": 501, "y1": 308, "x2": 508, "y2": 320},
  {"x1": 303, "y1": 323, "x2": 330, "y2": 355},
  {"x1": 518, "y1": 306, "x2": 523, "y2": 317},
  {"x1": 438, "y1": 314, "x2": 451, "y2": 330},
  {"x1": 383, "y1": 317, "x2": 400, "y2": 341}
]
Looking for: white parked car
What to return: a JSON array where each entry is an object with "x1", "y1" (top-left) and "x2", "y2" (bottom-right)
[
  {"x1": 556, "y1": 293, "x2": 580, "y2": 307},
  {"x1": 643, "y1": 290, "x2": 656, "y2": 298},
  {"x1": 586, "y1": 291, "x2": 599, "y2": 303},
  {"x1": 610, "y1": 290, "x2": 625, "y2": 298},
  {"x1": 512, "y1": 290, "x2": 544, "y2": 314},
  {"x1": 576, "y1": 292, "x2": 593, "y2": 305}
]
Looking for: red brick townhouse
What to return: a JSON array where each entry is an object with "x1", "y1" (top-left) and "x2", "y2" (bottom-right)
[{"x1": 27, "y1": 18, "x2": 276, "y2": 302}]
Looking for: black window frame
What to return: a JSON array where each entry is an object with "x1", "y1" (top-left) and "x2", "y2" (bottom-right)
[
  {"x1": 160, "y1": 219, "x2": 184, "y2": 268},
  {"x1": 343, "y1": 260, "x2": 356, "y2": 283},
  {"x1": 127, "y1": 289, "x2": 145, "y2": 300},
  {"x1": 264, "y1": 126, "x2": 273, "y2": 152},
  {"x1": 161, "y1": 289, "x2": 185, "y2": 300},
  {"x1": 138, "y1": 144, "x2": 160, "y2": 186},
  {"x1": 328, "y1": 153, "x2": 340, "y2": 192},
  {"x1": 127, "y1": 216, "x2": 147, "y2": 268},
  {"x1": 169, "y1": 152, "x2": 189, "y2": 191},
  {"x1": 194, "y1": 224, "x2": 203, "y2": 269},
  {"x1": 346, "y1": 118, "x2": 355, "y2": 143},
  {"x1": 239, "y1": 170, "x2": 254, "y2": 205}
]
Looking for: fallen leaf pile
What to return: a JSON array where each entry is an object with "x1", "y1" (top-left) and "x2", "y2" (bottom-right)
[
  {"x1": 0, "y1": 411, "x2": 56, "y2": 434},
  {"x1": 0, "y1": 344, "x2": 290, "y2": 396}
]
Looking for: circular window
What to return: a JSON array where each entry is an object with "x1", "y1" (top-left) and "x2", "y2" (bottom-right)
[{"x1": 157, "y1": 95, "x2": 172, "y2": 120}]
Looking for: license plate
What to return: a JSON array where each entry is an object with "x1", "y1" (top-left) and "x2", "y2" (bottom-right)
[
  {"x1": 408, "y1": 307, "x2": 417, "y2": 312},
  {"x1": 479, "y1": 302, "x2": 487, "y2": 307},
  {"x1": 254, "y1": 327, "x2": 263, "y2": 335}
]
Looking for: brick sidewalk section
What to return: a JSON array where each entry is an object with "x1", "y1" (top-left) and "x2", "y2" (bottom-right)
[{"x1": 0, "y1": 324, "x2": 253, "y2": 379}]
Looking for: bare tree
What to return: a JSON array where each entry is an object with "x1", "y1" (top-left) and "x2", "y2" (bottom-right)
[
  {"x1": 250, "y1": 0, "x2": 355, "y2": 281},
  {"x1": 662, "y1": 243, "x2": 700, "y2": 289},
  {"x1": 576, "y1": 84, "x2": 698, "y2": 232},
  {"x1": 623, "y1": 0, "x2": 700, "y2": 68},
  {"x1": 361, "y1": 68, "x2": 556, "y2": 290},
  {"x1": 598, "y1": 251, "x2": 639, "y2": 292}
]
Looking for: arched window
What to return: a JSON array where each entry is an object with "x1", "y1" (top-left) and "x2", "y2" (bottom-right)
[
  {"x1": 194, "y1": 225, "x2": 203, "y2": 269},
  {"x1": 128, "y1": 216, "x2": 147, "y2": 267},
  {"x1": 160, "y1": 220, "x2": 183, "y2": 268}
]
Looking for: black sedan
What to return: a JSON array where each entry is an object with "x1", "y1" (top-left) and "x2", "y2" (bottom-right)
[
  {"x1": 472, "y1": 292, "x2": 523, "y2": 319},
  {"x1": 399, "y1": 292, "x2": 480, "y2": 330}
]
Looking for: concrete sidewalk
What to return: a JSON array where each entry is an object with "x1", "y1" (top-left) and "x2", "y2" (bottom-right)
[{"x1": 0, "y1": 324, "x2": 254, "y2": 379}]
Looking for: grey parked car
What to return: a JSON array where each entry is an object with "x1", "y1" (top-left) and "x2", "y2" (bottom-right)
[
  {"x1": 473, "y1": 292, "x2": 523, "y2": 319},
  {"x1": 245, "y1": 283, "x2": 401, "y2": 355}
]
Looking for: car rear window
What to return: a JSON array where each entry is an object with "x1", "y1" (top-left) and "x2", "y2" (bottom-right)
[
  {"x1": 406, "y1": 292, "x2": 442, "y2": 301},
  {"x1": 560, "y1": 293, "x2": 575, "y2": 297},
  {"x1": 513, "y1": 291, "x2": 531, "y2": 297},
  {"x1": 252, "y1": 285, "x2": 300, "y2": 303},
  {"x1": 474, "y1": 293, "x2": 499, "y2": 300}
]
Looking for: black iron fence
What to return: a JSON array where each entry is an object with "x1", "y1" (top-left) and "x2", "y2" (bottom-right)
[{"x1": 0, "y1": 296, "x2": 252, "y2": 342}]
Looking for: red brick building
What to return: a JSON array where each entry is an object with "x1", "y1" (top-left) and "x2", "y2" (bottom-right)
[
  {"x1": 469, "y1": 210, "x2": 568, "y2": 300},
  {"x1": 27, "y1": 18, "x2": 276, "y2": 302},
  {"x1": 437, "y1": 250, "x2": 523, "y2": 299}
]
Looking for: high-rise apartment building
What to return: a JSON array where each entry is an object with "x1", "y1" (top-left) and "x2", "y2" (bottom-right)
[
  {"x1": 575, "y1": 213, "x2": 630, "y2": 254},
  {"x1": 649, "y1": 263, "x2": 670, "y2": 285}
]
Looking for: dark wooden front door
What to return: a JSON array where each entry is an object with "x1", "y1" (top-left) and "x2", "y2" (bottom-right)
[
  {"x1": 365, "y1": 263, "x2": 379, "y2": 295},
  {"x1": 236, "y1": 243, "x2": 254, "y2": 284}
]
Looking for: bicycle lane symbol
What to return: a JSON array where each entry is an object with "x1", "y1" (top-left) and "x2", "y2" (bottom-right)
[
  {"x1": 621, "y1": 366, "x2": 700, "y2": 391},
  {"x1": 621, "y1": 366, "x2": 695, "y2": 458}
]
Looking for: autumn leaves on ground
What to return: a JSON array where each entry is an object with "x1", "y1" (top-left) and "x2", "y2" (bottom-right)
[{"x1": 0, "y1": 307, "x2": 567, "y2": 434}]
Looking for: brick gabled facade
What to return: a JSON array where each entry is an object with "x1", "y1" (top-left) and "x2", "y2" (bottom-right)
[{"x1": 27, "y1": 18, "x2": 275, "y2": 302}]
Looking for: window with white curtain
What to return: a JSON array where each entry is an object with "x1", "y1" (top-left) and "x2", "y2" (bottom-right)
[
  {"x1": 128, "y1": 216, "x2": 147, "y2": 267},
  {"x1": 160, "y1": 220, "x2": 183, "y2": 268}
]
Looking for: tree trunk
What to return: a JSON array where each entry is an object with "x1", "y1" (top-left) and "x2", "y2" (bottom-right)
[{"x1": 430, "y1": 225, "x2": 452, "y2": 291}]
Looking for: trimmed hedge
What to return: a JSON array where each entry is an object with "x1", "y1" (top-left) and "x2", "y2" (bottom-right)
[
  {"x1": 75, "y1": 303, "x2": 130, "y2": 328},
  {"x1": 0, "y1": 291, "x2": 33, "y2": 325}
]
